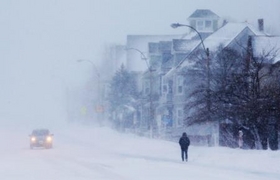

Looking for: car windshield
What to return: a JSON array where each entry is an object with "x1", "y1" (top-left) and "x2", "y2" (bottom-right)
[{"x1": 32, "y1": 129, "x2": 49, "y2": 136}]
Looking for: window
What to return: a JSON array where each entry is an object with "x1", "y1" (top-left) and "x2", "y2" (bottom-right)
[
  {"x1": 162, "y1": 84, "x2": 167, "y2": 93},
  {"x1": 161, "y1": 76, "x2": 168, "y2": 94},
  {"x1": 177, "y1": 109, "x2": 183, "y2": 126},
  {"x1": 205, "y1": 20, "x2": 212, "y2": 28},
  {"x1": 178, "y1": 86, "x2": 183, "y2": 94},
  {"x1": 177, "y1": 76, "x2": 184, "y2": 94},
  {"x1": 144, "y1": 80, "x2": 150, "y2": 95},
  {"x1": 168, "y1": 80, "x2": 173, "y2": 93},
  {"x1": 178, "y1": 109, "x2": 183, "y2": 117},
  {"x1": 196, "y1": 20, "x2": 212, "y2": 32},
  {"x1": 197, "y1": 20, "x2": 204, "y2": 31}
]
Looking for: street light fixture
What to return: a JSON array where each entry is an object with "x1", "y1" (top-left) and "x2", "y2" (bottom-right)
[
  {"x1": 77, "y1": 59, "x2": 103, "y2": 123},
  {"x1": 77, "y1": 59, "x2": 101, "y2": 79},
  {"x1": 171, "y1": 23, "x2": 211, "y2": 123},
  {"x1": 125, "y1": 47, "x2": 154, "y2": 138},
  {"x1": 171, "y1": 23, "x2": 209, "y2": 57}
]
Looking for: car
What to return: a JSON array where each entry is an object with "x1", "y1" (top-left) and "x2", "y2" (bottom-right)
[{"x1": 29, "y1": 129, "x2": 54, "y2": 149}]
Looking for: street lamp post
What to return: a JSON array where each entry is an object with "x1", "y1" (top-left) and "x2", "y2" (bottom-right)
[
  {"x1": 171, "y1": 23, "x2": 211, "y2": 124},
  {"x1": 125, "y1": 47, "x2": 154, "y2": 138},
  {"x1": 77, "y1": 59, "x2": 103, "y2": 124}
]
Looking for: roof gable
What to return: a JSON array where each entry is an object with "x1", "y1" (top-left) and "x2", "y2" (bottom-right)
[
  {"x1": 197, "y1": 22, "x2": 266, "y2": 52},
  {"x1": 170, "y1": 22, "x2": 267, "y2": 75},
  {"x1": 188, "y1": 9, "x2": 219, "y2": 19},
  {"x1": 172, "y1": 39, "x2": 201, "y2": 52}
]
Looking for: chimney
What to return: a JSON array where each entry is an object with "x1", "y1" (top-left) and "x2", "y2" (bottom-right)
[
  {"x1": 222, "y1": 19, "x2": 228, "y2": 27},
  {"x1": 258, "y1": 19, "x2": 264, "y2": 31}
]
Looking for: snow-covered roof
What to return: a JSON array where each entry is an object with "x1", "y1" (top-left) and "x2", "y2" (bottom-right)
[
  {"x1": 164, "y1": 38, "x2": 201, "y2": 78},
  {"x1": 252, "y1": 36, "x2": 280, "y2": 62},
  {"x1": 188, "y1": 9, "x2": 219, "y2": 19},
  {"x1": 165, "y1": 22, "x2": 267, "y2": 78},
  {"x1": 126, "y1": 34, "x2": 182, "y2": 72},
  {"x1": 201, "y1": 22, "x2": 266, "y2": 52},
  {"x1": 172, "y1": 39, "x2": 201, "y2": 53},
  {"x1": 164, "y1": 60, "x2": 195, "y2": 79},
  {"x1": 123, "y1": 105, "x2": 136, "y2": 112}
]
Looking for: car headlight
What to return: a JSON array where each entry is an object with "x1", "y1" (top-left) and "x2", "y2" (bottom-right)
[
  {"x1": 46, "y1": 136, "x2": 52, "y2": 142},
  {"x1": 31, "y1": 137, "x2": 36, "y2": 142}
]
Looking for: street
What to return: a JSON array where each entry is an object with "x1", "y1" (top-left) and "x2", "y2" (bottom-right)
[{"x1": 0, "y1": 124, "x2": 279, "y2": 180}]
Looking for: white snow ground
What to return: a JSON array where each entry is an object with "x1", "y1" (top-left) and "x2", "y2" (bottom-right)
[{"x1": 0, "y1": 124, "x2": 279, "y2": 180}]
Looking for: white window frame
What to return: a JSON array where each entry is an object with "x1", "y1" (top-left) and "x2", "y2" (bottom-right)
[
  {"x1": 162, "y1": 84, "x2": 167, "y2": 93},
  {"x1": 196, "y1": 19, "x2": 212, "y2": 32},
  {"x1": 177, "y1": 108, "x2": 184, "y2": 126},
  {"x1": 197, "y1": 20, "x2": 204, "y2": 31},
  {"x1": 144, "y1": 80, "x2": 150, "y2": 95},
  {"x1": 205, "y1": 20, "x2": 212, "y2": 31},
  {"x1": 177, "y1": 76, "x2": 184, "y2": 94},
  {"x1": 161, "y1": 77, "x2": 168, "y2": 94}
]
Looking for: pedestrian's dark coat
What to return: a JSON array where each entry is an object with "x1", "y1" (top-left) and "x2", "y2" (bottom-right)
[{"x1": 179, "y1": 132, "x2": 190, "y2": 150}]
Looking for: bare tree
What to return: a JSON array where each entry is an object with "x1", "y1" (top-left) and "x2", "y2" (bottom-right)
[{"x1": 184, "y1": 38, "x2": 279, "y2": 150}]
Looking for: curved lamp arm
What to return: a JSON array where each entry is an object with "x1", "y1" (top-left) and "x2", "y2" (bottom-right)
[{"x1": 171, "y1": 23, "x2": 209, "y2": 57}]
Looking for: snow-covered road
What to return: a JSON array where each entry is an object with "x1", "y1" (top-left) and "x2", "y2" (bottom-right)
[{"x1": 1, "y1": 124, "x2": 279, "y2": 180}]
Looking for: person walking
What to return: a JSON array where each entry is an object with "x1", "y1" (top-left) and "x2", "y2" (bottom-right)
[
  {"x1": 238, "y1": 129, "x2": 244, "y2": 149},
  {"x1": 179, "y1": 132, "x2": 190, "y2": 162}
]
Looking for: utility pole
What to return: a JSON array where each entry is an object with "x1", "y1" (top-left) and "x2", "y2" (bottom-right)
[
  {"x1": 171, "y1": 23, "x2": 214, "y2": 144},
  {"x1": 171, "y1": 23, "x2": 211, "y2": 121},
  {"x1": 125, "y1": 47, "x2": 154, "y2": 138}
]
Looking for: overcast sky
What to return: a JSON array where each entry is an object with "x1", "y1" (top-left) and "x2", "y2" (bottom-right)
[
  {"x1": 0, "y1": 0, "x2": 279, "y2": 126},
  {"x1": 1, "y1": 0, "x2": 279, "y2": 64}
]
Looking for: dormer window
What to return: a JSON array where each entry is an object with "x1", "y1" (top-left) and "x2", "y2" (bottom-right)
[
  {"x1": 197, "y1": 20, "x2": 204, "y2": 31},
  {"x1": 205, "y1": 20, "x2": 212, "y2": 28},
  {"x1": 188, "y1": 9, "x2": 220, "y2": 33},
  {"x1": 196, "y1": 20, "x2": 213, "y2": 32}
]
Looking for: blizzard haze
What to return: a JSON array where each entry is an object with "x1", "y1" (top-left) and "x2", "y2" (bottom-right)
[
  {"x1": 0, "y1": 124, "x2": 279, "y2": 180},
  {"x1": 0, "y1": 0, "x2": 280, "y2": 127}
]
